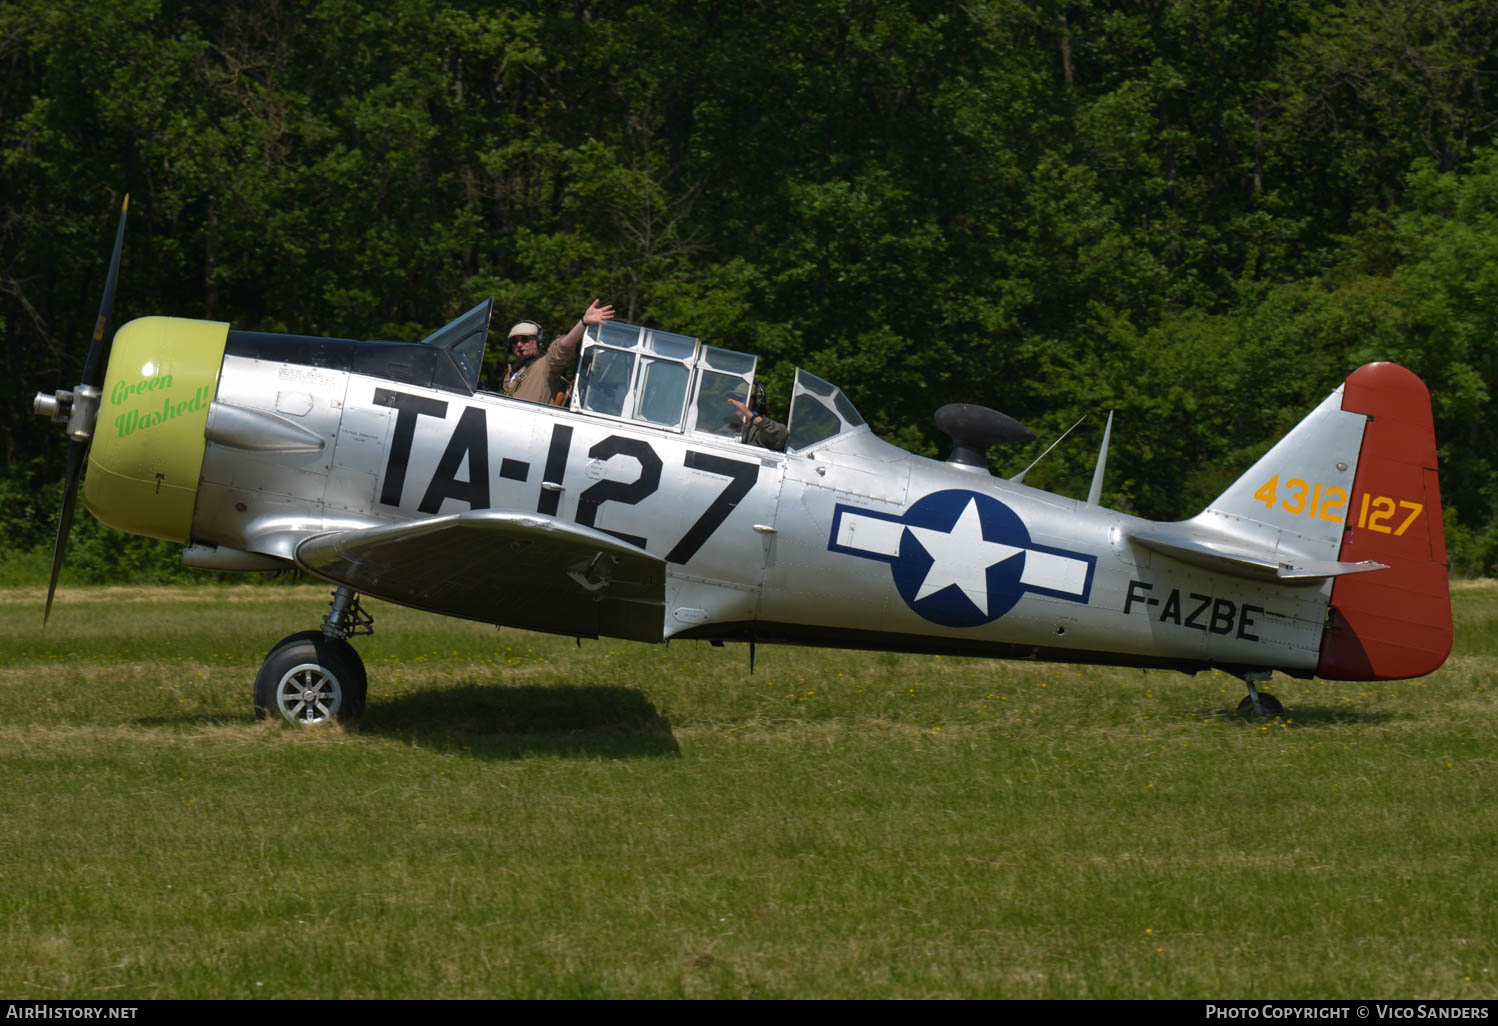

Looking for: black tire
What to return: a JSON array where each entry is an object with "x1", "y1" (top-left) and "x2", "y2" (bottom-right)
[
  {"x1": 1236, "y1": 692, "x2": 1285, "y2": 717},
  {"x1": 254, "y1": 630, "x2": 367, "y2": 724}
]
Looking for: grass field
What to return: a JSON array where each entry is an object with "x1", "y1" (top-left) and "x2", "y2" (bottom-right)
[{"x1": 2, "y1": 581, "x2": 1495, "y2": 999}]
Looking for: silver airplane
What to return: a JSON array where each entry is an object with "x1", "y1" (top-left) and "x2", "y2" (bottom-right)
[{"x1": 35, "y1": 199, "x2": 1453, "y2": 723}]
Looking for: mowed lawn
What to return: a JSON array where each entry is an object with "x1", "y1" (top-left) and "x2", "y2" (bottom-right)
[{"x1": 1, "y1": 582, "x2": 1495, "y2": 999}]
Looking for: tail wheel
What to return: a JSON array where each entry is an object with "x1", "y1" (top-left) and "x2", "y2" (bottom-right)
[
  {"x1": 1236, "y1": 692, "x2": 1284, "y2": 718},
  {"x1": 254, "y1": 630, "x2": 367, "y2": 725}
]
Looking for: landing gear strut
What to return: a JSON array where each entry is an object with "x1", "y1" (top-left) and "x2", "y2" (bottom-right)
[
  {"x1": 1234, "y1": 669, "x2": 1284, "y2": 718},
  {"x1": 254, "y1": 587, "x2": 372, "y2": 724}
]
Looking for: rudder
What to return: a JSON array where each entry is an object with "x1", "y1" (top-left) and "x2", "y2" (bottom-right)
[{"x1": 1317, "y1": 363, "x2": 1452, "y2": 680}]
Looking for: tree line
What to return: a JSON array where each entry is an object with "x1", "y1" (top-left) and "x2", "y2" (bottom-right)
[{"x1": 4, "y1": 0, "x2": 1498, "y2": 578}]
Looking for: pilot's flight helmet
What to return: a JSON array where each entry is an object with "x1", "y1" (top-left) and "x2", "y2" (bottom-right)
[
  {"x1": 749, "y1": 381, "x2": 768, "y2": 417},
  {"x1": 507, "y1": 320, "x2": 546, "y2": 354}
]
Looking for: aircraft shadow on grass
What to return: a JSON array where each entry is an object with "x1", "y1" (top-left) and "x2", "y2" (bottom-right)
[
  {"x1": 1198, "y1": 703, "x2": 1398, "y2": 727},
  {"x1": 355, "y1": 681, "x2": 681, "y2": 759},
  {"x1": 128, "y1": 681, "x2": 679, "y2": 759}
]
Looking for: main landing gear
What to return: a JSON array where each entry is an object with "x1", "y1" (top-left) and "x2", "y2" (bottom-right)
[
  {"x1": 1233, "y1": 669, "x2": 1284, "y2": 718},
  {"x1": 254, "y1": 587, "x2": 372, "y2": 725}
]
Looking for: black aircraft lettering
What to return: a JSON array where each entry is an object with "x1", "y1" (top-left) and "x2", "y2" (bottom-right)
[
  {"x1": 376, "y1": 406, "x2": 763, "y2": 565},
  {"x1": 1209, "y1": 598, "x2": 1236, "y2": 635},
  {"x1": 537, "y1": 423, "x2": 573, "y2": 516},
  {"x1": 1236, "y1": 604, "x2": 1262, "y2": 642},
  {"x1": 375, "y1": 388, "x2": 448, "y2": 507},
  {"x1": 418, "y1": 405, "x2": 489, "y2": 514},
  {"x1": 576, "y1": 434, "x2": 663, "y2": 549},
  {"x1": 1160, "y1": 589, "x2": 1181, "y2": 625},
  {"x1": 1184, "y1": 593, "x2": 1212, "y2": 631},
  {"x1": 665, "y1": 452, "x2": 760, "y2": 565},
  {"x1": 1124, "y1": 580, "x2": 1264, "y2": 643}
]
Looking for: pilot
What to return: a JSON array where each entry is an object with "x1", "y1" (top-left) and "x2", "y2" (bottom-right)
[
  {"x1": 503, "y1": 299, "x2": 615, "y2": 404},
  {"x1": 729, "y1": 382, "x2": 787, "y2": 451}
]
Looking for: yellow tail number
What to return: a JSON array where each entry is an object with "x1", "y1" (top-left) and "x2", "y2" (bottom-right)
[
  {"x1": 1356, "y1": 494, "x2": 1424, "y2": 536},
  {"x1": 1253, "y1": 475, "x2": 1349, "y2": 523}
]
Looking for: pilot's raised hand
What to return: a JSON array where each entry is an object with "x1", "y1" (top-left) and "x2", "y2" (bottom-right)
[
  {"x1": 551, "y1": 300, "x2": 615, "y2": 364},
  {"x1": 728, "y1": 398, "x2": 754, "y2": 423}
]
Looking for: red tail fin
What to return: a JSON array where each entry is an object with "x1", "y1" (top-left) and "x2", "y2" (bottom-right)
[{"x1": 1317, "y1": 363, "x2": 1452, "y2": 680}]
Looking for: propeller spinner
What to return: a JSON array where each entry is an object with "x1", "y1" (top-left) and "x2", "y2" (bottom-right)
[{"x1": 34, "y1": 194, "x2": 129, "y2": 622}]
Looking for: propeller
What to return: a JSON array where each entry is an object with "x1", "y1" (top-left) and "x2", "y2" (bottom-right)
[{"x1": 34, "y1": 194, "x2": 129, "y2": 622}]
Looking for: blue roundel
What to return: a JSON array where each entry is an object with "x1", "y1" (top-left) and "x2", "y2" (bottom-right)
[{"x1": 889, "y1": 489, "x2": 1033, "y2": 627}]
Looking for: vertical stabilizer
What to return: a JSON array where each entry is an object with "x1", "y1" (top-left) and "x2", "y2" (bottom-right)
[{"x1": 1189, "y1": 385, "x2": 1368, "y2": 564}]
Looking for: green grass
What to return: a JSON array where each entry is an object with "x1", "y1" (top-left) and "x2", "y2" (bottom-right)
[{"x1": 2, "y1": 582, "x2": 1496, "y2": 998}]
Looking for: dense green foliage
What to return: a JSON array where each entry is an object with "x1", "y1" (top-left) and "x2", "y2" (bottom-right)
[{"x1": 5, "y1": 0, "x2": 1498, "y2": 575}]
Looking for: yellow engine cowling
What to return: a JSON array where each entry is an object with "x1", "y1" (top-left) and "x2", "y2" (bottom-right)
[{"x1": 84, "y1": 316, "x2": 228, "y2": 543}]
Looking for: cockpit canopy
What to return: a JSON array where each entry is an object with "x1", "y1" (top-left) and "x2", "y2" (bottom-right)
[
  {"x1": 786, "y1": 368, "x2": 866, "y2": 450},
  {"x1": 417, "y1": 298, "x2": 492, "y2": 393},
  {"x1": 574, "y1": 320, "x2": 757, "y2": 438},
  {"x1": 413, "y1": 303, "x2": 868, "y2": 451},
  {"x1": 574, "y1": 320, "x2": 866, "y2": 451}
]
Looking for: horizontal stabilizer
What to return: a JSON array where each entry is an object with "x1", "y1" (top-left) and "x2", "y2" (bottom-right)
[
  {"x1": 1130, "y1": 529, "x2": 1387, "y2": 582},
  {"x1": 295, "y1": 510, "x2": 666, "y2": 641}
]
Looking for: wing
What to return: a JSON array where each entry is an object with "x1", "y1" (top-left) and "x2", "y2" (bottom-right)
[{"x1": 295, "y1": 510, "x2": 666, "y2": 641}]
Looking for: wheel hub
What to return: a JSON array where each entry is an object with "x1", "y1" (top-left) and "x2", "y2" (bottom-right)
[{"x1": 277, "y1": 664, "x2": 341, "y2": 724}]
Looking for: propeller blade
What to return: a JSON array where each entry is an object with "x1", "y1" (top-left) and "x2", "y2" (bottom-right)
[
  {"x1": 43, "y1": 192, "x2": 129, "y2": 624},
  {"x1": 80, "y1": 193, "x2": 129, "y2": 388},
  {"x1": 44, "y1": 440, "x2": 88, "y2": 624}
]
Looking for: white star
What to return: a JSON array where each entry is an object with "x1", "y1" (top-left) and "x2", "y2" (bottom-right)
[{"x1": 905, "y1": 498, "x2": 1024, "y2": 611}]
